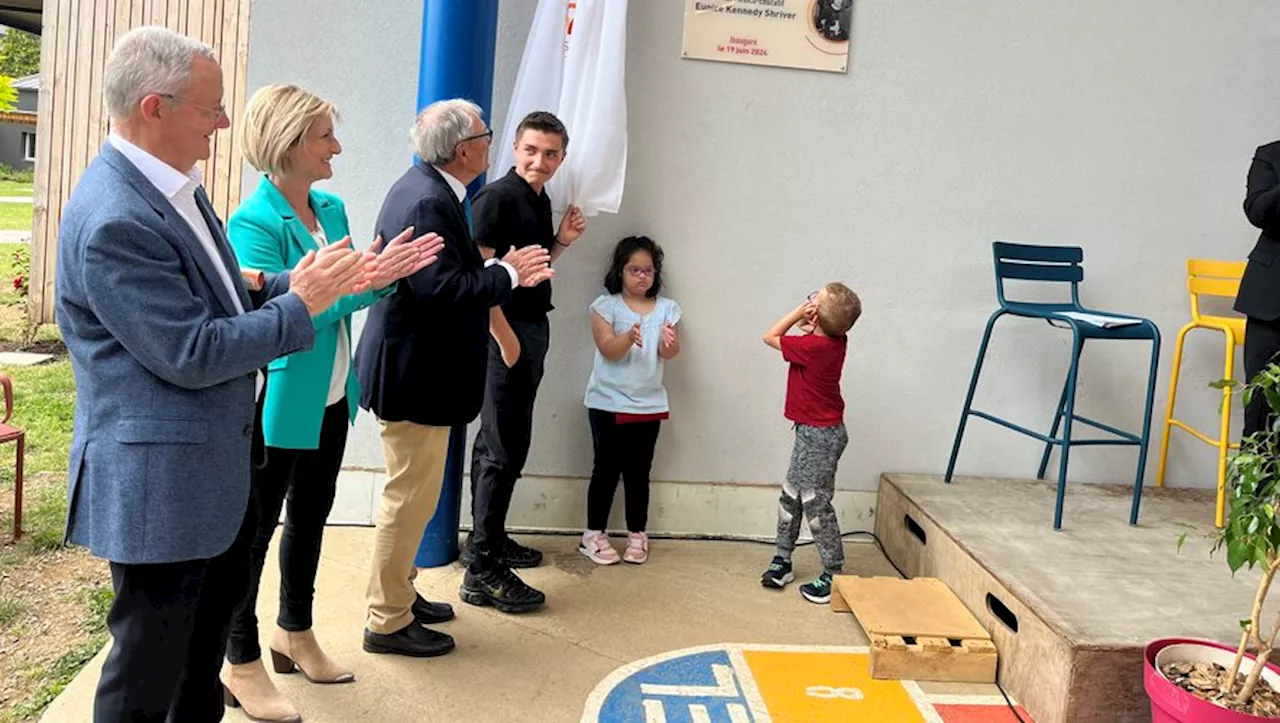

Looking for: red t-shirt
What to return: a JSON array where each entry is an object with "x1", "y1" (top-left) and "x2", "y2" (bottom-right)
[{"x1": 780, "y1": 333, "x2": 847, "y2": 427}]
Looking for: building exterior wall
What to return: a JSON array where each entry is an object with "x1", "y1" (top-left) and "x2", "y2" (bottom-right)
[{"x1": 245, "y1": 1, "x2": 1280, "y2": 533}]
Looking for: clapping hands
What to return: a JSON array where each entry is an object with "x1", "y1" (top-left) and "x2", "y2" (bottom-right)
[
  {"x1": 502, "y1": 245, "x2": 555, "y2": 287},
  {"x1": 365, "y1": 227, "x2": 445, "y2": 290}
]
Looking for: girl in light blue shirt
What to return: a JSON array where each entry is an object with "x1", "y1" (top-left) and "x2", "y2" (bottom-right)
[{"x1": 580, "y1": 236, "x2": 682, "y2": 566}]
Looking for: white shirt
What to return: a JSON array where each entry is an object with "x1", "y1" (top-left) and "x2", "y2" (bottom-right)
[
  {"x1": 432, "y1": 165, "x2": 519, "y2": 289},
  {"x1": 311, "y1": 225, "x2": 350, "y2": 406},
  {"x1": 109, "y1": 133, "x2": 244, "y2": 314},
  {"x1": 110, "y1": 133, "x2": 263, "y2": 398}
]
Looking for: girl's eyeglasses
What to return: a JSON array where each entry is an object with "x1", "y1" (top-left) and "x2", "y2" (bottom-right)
[{"x1": 626, "y1": 267, "x2": 655, "y2": 278}]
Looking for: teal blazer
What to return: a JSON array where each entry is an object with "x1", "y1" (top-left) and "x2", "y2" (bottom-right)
[{"x1": 228, "y1": 176, "x2": 389, "y2": 450}]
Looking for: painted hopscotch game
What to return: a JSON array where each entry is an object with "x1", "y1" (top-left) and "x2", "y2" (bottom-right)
[{"x1": 581, "y1": 644, "x2": 1032, "y2": 722}]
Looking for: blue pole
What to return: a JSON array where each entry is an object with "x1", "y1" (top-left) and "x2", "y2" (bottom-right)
[{"x1": 413, "y1": 0, "x2": 500, "y2": 569}]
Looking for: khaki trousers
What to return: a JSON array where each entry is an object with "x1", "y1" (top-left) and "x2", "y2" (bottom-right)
[{"x1": 365, "y1": 419, "x2": 450, "y2": 634}]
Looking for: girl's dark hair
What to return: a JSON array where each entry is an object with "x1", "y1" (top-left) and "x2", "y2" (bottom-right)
[{"x1": 604, "y1": 235, "x2": 664, "y2": 298}]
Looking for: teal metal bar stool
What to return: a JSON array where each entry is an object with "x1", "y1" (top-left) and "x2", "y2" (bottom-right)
[{"x1": 944, "y1": 242, "x2": 1162, "y2": 530}]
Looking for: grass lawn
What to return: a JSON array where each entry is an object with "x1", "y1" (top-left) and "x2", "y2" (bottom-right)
[
  {"x1": 0, "y1": 182, "x2": 33, "y2": 197},
  {"x1": 0, "y1": 202, "x2": 32, "y2": 234},
  {"x1": 0, "y1": 295, "x2": 109, "y2": 722}
]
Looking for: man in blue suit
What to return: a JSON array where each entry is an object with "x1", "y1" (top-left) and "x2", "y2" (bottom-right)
[{"x1": 55, "y1": 27, "x2": 398, "y2": 722}]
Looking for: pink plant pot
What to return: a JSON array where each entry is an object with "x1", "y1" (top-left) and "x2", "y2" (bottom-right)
[{"x1": 1146, "y1": 638, "x2": 1280, "y2": 722}]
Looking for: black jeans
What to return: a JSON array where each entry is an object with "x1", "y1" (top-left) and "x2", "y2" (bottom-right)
[
  {"x1": 225, "y1": 397, "x2": 347, "y2": 664},
  {"x1": 469, "y1": 317, "x2": 549, "y2": 562},
  {"x1": 586, "y1": 409, "x2": 661, "y2": 533},
  {"x1": 1244, "y1": 317, "x2": 1280, "y2": 438},
  {"x1": 94, "y1": 492, "x2": 258, "y2": 722}
]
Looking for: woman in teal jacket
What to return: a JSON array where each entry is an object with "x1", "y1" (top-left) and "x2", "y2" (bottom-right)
[{"x1": 221, "y1": 84, "x2": 442, "y2": 722}]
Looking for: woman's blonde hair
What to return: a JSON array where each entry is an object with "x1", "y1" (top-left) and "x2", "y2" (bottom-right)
[{"x1": 240, "y1": 84, "x2": 338, "y2": 174}]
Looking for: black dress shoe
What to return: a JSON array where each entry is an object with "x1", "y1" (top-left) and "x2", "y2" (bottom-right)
[
  {"x1": 459, "y1": 565, "x2": 545, "y2": 614},
  {"x1": 413, "y1": 593, "x2": 455, "y2": 625},
  {"x1": 363, "y1": 623, "x2": 455, "y2": 657}
]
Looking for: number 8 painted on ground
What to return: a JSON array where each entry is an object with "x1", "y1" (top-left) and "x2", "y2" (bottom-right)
[{"x1": 805, "y1": 686, "x2": 864, "y2": 700}]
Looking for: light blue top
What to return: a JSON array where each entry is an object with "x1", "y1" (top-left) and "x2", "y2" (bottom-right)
[{"x1": 584, "y1": 294, "x2": 683, "y2": 414}]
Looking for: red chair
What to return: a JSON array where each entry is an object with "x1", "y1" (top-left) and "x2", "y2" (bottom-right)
[{"x1": 0, "y1": 374, "x2": 25, "y2": 541}]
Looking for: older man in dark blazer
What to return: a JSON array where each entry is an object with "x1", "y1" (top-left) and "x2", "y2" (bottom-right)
[
  {"x1": 1237, "y1": 139, "x2": 1280, "y2": 437},
  {"x1": 53, "y1": 26, "x2": 418, "y2": 723},
  {"x1": 355, "y1": 99, "x2": 553, "y2": 658}
]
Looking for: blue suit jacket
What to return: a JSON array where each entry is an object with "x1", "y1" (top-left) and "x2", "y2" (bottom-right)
[{"x1": 55, "y1": 143, "x2": 316, "y2": 565}]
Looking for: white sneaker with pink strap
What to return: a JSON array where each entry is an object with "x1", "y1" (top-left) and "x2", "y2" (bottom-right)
[
  {"x1": 579, "y1": 531, "x2": 620, "y2": 565},
  {"x1": 624, "y1": 532, "x2": 649, "y2": 564}
]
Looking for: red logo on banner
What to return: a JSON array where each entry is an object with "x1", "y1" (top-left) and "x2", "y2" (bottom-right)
[{"x1": 563, "y1": 1, "x2": 576, "y2": 56}]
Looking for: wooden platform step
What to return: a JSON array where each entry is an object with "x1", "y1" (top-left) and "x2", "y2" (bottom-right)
[{"x1": 832, "y1": 575, "x2": 998, "y2": 684}]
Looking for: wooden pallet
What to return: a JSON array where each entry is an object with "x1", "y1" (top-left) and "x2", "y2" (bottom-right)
[{"x1": 832, "y1": 575, "x2": 998, "y2": 683}]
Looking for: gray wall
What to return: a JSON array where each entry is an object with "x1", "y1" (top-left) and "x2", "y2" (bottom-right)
[
  {"x1": 246, "y1": 1, "x2": 1280, "y2": 507},
  {"x1": 0, "y1": 87, "x2": 38, "y2": 170}
]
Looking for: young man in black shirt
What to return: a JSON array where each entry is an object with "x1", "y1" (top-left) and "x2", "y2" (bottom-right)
[{"x1": 460, "y1": 111, "x2": 585, "y2": 610}]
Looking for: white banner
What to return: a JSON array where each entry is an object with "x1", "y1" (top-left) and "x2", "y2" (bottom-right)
[{"x1": 491, "y1": 0, "x2": 629, "y2": 217}]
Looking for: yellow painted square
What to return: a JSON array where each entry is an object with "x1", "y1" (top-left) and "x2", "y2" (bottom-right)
[{"x1": 742, "y1": 650, "x2": 926, "y2": 723}]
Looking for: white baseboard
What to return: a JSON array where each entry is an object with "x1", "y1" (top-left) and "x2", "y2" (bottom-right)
[{"x1": 329, "y1": 468, "x2": 878, "y2": 540}]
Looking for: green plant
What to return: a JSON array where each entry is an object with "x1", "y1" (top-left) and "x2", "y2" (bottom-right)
[
  {"x1": 10, "y1": 243, "x2": 27, "y2": 297},
  {"x1": 0, "y1": 28, "x2": 40, "y2": 79},
  {"x1": 1209, "y1": 362, "x2": 1280, "y2": 705},
  {"x1": 0, "y1": 595, "x2": 24, "y2": 625},
  {"x1": 0, "y1": 163, "x2": 34, "y2": 184}
]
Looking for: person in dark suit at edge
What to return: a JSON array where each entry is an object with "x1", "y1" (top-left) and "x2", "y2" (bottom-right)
[
  {"x1": 1237, "y1": 139, "x2": 1280, "y2": 437},
  {"x1": 355, "y1": 99, "x2": 554, "y2": 658}
]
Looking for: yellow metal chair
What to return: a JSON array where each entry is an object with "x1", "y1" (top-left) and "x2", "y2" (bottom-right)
[{"x1": 1156, "y1": 259, "x2": 1247, "y2": 527}]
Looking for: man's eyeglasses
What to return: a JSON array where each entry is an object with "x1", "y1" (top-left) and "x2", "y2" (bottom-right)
[
  {"x1": 625, "y1": 266, "x2": 655, "y2": 278},
  {"x1": 158, "y1": 93, "x2": 227, "y2": 119},
  {"x1": 458, "y1": 128, "x2": 494, "y2": 146}
]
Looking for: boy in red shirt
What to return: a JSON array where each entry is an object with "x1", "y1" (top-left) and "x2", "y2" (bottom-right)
[{"x1": 760, "y1": 282, "x2": 861, "y2": 603}]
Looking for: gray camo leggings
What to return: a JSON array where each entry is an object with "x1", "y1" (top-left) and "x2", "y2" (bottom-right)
[{"x1": 775, "y1": 423, "x2": 847, "y2": 574}]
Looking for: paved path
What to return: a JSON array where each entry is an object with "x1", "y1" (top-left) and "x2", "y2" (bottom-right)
[{"x1": 0, "y1": 196, "x2": 32, "y2": 203}]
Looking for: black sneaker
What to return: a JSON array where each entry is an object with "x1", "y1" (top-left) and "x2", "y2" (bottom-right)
[
  {"x1": 363, "y1": 622, "x2": 455, "y2": 657},
  {"x1": 458, "y1": 534, "x2": 477, "y2": 567},
  {"x1": 459, "y1": 566, "x2": 545, "y2": 613},
  {"x1": 761, "y1": 556, "x2": 794, "y2": 589},
  {"x1": 800, "y1": 572, "x2": 834, "y2": 604},
  {"x1": 498, "y1": 537, "x2": 543, "y2": 569},
  {"x1": 459, "y1": 535, "x2": 543, "y2": 569}
]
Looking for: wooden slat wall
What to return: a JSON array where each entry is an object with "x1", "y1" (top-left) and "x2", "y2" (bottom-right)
[{"x1": 29, "y1": 0, "x2": 252, "y2": 324}]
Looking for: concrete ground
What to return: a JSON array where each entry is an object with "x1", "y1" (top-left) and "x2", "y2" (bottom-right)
[{"x1": 40, "y1": 531, "x2": 1027, "y2": 722}]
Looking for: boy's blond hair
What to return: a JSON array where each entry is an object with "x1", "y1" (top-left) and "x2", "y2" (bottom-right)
[{"x1": 817, "y1": 282, "x2": 861, "y2": 336}]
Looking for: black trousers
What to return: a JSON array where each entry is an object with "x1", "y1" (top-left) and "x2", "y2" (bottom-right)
[
  {"x1": 94, "y1": 490, "x2": 258, "y2": 722},
  {"x1": 1244, "y1": 316, "x2": 1280, "y2": 438},
  {"x1": 226, "y1": 397, "x2": 347, "y2": 664},
  {"x1": 469, "y1": 317, "x2": 549, "y2": 561},
  {"x1": 586, "y1": 409, "x2": 662, "y2": 533}
]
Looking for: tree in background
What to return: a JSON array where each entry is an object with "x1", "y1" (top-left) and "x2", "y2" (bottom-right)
[
  {"x1": 0, "y1": 27, "x2": 39, "y2": 113},
  {"x1": 0, "y1": 28, "x2": 40, "y2": 78}
]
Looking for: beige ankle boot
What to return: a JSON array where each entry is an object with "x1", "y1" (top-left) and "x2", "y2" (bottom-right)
[
  {"x1": 270, "y1": 627, "x2": 355, "y2": 684},
  {"x1": 221, "y1": 659, "x2": 301, "y2": 723}
]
